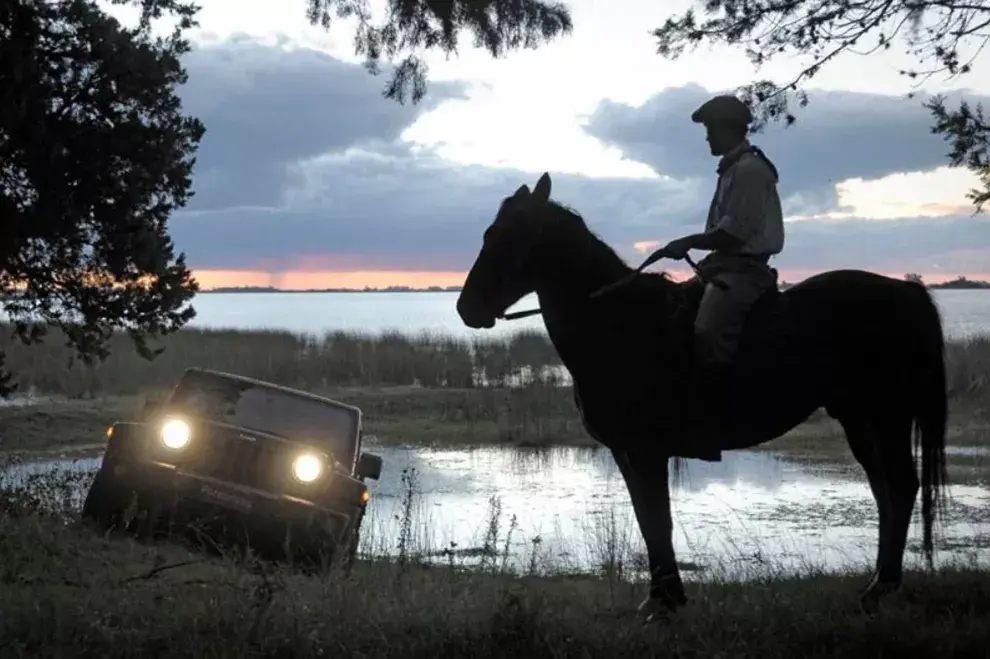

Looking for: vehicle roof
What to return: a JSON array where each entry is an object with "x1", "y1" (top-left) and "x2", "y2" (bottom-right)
[{"x1": 180, "y1": 367, "x2": 363, "y2": 417}]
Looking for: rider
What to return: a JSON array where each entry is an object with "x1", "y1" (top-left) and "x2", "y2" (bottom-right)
[{"x1": 650, "y1": 94, "x2": 784, "y2": 460}]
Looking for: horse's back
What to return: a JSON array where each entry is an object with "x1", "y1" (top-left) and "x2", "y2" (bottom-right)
[
  {"x1": 733, "y1": 267, "x2": 945, "y2": 420},
  {"x1": 781, "y1": 268, "x2": 939, "y2": 342},
  {"x1": 746, "y1": 268, "x2": 935, "y2": 340}
]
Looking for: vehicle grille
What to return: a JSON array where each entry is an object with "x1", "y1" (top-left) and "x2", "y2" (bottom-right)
[{"x1": 185, "y1": 428, "x2": 280, "y2": 490}]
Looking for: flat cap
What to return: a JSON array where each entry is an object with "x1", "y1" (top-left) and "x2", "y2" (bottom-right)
[{"x1": 690, "y1": 95, "x2": 753, "y2": 128}]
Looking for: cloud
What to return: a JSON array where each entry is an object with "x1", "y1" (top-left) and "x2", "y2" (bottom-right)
[
  {"x1": 169, "y1": 39, "x2": 990, "y2": 279},
  {"x1": 768, "y1": 216, "x2": 990, "y2": 272},
  {"x1": 179, "y1": 36, "x2": 466, "y2": 210},
  {"x1": 172, "y1": 150, "x2": 701, "y2": 271},
  {"x1": 173, "y1": 148, "x2": 990, "y2": 274},
  {"x1": 582, "y1": 84, "x2": 990, "y2": 214}
]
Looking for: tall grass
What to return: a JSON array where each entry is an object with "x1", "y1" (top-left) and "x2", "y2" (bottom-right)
[
  {"x1": 0, "y1": 325, "x2": 563, "y2": 396},
  {"x1": 1, "y1": 460, "x2": 989, "y2": 657},
  {"x1": 2, "y1": 324, "x2": 989, "y2": 406}
]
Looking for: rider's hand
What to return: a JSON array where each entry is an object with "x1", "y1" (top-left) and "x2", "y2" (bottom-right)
[{"x1": 650, "y1": 238, "x2": 692, "y2": 263}]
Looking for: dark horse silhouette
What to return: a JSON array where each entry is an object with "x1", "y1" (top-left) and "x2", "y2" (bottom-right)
[{"x1": 456, "y1": 172, "x2": 949, "y2": 619}]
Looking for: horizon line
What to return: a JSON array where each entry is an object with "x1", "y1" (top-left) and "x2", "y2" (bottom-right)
[{"x1": 199, "y1": 274, "x2": 990, "y2": 294}]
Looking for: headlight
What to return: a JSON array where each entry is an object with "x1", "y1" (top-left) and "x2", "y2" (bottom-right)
[
  {"x1": 161, "y1": 419, "x2": 191, "y2": 450},
  {"x1": 292, "y1": 453, "x2": 324, "y2": 483}
]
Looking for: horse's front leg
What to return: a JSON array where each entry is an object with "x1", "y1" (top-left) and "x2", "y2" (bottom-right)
[{"x1": 612, "y1": 449, "x2": 685, "y2": 621}]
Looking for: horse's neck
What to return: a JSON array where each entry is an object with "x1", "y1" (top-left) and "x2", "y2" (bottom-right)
[
  {"x1": 534, "y1": 237, "x2": 638, "y2": 369},
  {"x1": 536, "y1": 238, "x2": 630, "y2": 306}
]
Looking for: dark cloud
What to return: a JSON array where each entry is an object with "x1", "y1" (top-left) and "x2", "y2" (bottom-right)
[
  {"x1": 169, "y1": 40, "x2": 990, "y2": 277},
  {"x1": 583, "y1": 84, "x2": 990, "y2": 213},
  {"x1": 171, "y1": 153, "x2": 699, "y2": 270},
  {"x1": 172, "y1": 149, "x2": 990, "y2": 275},
  {"x1": 179, "y1": 36, "x2": 466, "y2": 210},
  {"x1": 769, "y1": 216, "x2": 990, "y2": 272}
]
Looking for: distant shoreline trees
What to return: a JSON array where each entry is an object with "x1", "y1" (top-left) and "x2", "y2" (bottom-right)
[{"x1": 904, "y1": 274, "x2": 990, "y2": 290}]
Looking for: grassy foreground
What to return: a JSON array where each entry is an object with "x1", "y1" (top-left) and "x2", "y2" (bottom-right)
[
  {"x1": 2, "y1": 467, "x2": 989, "y2": 658},
  {"x1": 4, "y1": 517, "x2": 989, "y2": 657}
]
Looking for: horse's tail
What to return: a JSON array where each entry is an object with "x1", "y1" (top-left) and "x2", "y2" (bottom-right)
[{"x1": 911, "y1": 283, "x2": 950, "y2": 570}]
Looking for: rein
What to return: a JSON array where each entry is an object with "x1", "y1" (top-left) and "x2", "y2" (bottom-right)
[{"x1": 498, "y1": 253, "x2": 729, "y2": 322}]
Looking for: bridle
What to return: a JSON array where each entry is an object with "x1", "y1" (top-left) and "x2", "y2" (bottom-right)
[{"x1": 498, "y1": 252, "x2": 729, "y2": 322}]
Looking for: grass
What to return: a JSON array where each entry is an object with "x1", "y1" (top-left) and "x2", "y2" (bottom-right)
[
  {"x1": 1, "y1": 463, "x2": 989, "y2": 657},
  {"x1": 0, "y1": 325, "x2": 565, "y2": 395},
  {"x1": 0, "y1": 385, "x2": 591, "y2": 453},
  {"x1": 0, "y1": 327, "x2": 988, "y2": 455},
  {"x1": 3, "y1": 324, "x2": 987, "y2": 401},
  {"x1": 2, "y1": 385, "x2": 987, "y2": 457}
]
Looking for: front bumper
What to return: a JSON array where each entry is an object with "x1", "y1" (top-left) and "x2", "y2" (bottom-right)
[{"x1": 105, "y1": 457, "x2": 363, "y2": 546}]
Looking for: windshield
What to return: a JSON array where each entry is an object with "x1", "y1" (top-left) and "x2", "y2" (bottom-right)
[{"x1": 167, "y1": 371, "x2": 359, "y2": 459}]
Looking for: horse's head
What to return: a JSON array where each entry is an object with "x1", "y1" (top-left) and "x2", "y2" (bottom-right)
[{"x1": 457, "y1": 172, "x2": 555, "y2": 329}]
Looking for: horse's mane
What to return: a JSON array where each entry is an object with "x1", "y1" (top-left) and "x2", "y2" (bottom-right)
[
  {"x1": 542, "y1": 199, "x2": 698, "y2": 373},
  {"x1": 543, "y1": 200, "x2": 683, "y2": 293}
]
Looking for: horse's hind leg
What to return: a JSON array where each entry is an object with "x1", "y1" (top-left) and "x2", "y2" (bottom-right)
[
  {"x1": 842, "y1": 417, "x2": 919, "y2": 613},
  {"x1": 871, "y1": 419, "x2": 920, "y2": 603},
  {"x1": 841, "y1": 421, "x2": 889, "y2": 584}
]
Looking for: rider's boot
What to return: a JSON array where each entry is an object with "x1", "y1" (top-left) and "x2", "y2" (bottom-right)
[{"x1": 674, "y1": 363, "x2": 729, "y2": 462}]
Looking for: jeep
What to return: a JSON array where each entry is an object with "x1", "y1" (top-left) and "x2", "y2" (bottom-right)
[{"x1": 81, "y1": 367, "x2": 384, "y2": 566}]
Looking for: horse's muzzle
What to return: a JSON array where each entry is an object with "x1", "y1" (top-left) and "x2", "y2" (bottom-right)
[{"x1": 456, "y1": 299, "x2": 496, "y2": 329}]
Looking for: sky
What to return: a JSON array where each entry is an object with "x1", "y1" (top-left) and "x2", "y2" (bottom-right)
[{"x1": 112, "y1": 0, "x2": 990, "y2": 288}]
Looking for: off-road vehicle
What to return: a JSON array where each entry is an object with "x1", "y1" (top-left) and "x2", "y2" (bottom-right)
[{"x1": 81, "y1": 367, "x2": 383, "y2": 565}]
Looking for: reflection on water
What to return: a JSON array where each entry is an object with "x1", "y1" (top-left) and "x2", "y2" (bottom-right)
[{"x1": 3, "y1": 446, "x2": 988, "y2": 580}]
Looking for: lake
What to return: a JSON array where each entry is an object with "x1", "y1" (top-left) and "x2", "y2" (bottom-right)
[
  {"x1": 4, "y1": 444, "x2": 988, "y2": 580},
  {"x1": 185, "y1": 290, "x2": 990, "y2": 340}
]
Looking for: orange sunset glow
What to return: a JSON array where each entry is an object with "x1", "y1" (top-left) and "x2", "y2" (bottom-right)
[{"x1": 194, "y1": 269, "x2": 470, "y2": 290}]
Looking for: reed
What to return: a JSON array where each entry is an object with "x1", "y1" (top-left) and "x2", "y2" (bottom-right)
[{"x1": 2, "y1": 325, "x2": 988, "y2": 406}]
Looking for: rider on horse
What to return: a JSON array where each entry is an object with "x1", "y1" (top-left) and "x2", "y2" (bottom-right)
[{"x1": 649, "y1": 94, "x2": 784, "y2": 460}]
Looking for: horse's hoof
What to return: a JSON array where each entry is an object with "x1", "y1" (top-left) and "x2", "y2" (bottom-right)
[
  {"x1": 859, "y1": 593, "x2": 881, "y2": 617},
  {"x1": 859, "y1": 580, "x2": 898, "y2": 617},
  {"x1": 643, "y1": 610, "x2": 670, "y2": 626},
  {"x1": 636, "y1": 596, "x2": 672, "y2": 623}
]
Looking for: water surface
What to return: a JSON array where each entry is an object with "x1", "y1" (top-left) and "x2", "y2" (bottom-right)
[
  {"x1": 4, "y1": 445, "x2": 987, "y2": 580},
  {"x1": 182, "y1": 290, "x2": 990, "y2": 341}
]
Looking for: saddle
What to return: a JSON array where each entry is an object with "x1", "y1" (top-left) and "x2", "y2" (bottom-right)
[
  {"x1": 675, "y1": 272, "x2": 798, "y2": 382},
  {"x1": 682, "y1": 268, "x2": 793, "y2": 335},
  {"x1": 743, "y1": 280, "x2": 794, "y2": 341}
]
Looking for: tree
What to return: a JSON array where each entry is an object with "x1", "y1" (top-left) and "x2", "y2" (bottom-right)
[
  {"x1": 304, "y1": 0, "x2": 573, "y2": 104},
  {"x1": 0, "y1": 0, "x2": 204, "y2": 396},
  {"x1": 904, "y1": 273, "x2": 924, "y2": 284},
  {"x1": 0, "y1": 0, "x2": 573, "y2": 397},
  {"x1": 652, "y1": 0, "x2": 990, "y2": 211}
]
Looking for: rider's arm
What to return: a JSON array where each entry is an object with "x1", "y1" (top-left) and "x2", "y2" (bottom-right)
[{"x1": 676, "y1": 227, "x2": 743, "y2": 252}]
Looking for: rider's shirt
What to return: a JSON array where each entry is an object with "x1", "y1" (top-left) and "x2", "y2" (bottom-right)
[{"x1": 705, "y1": 140, "x2": 784, "y2": 257}]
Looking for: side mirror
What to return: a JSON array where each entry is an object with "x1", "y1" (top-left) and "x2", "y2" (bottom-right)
[{"x1": 356, "y1": 452, "x2": 382, "y2": 481}]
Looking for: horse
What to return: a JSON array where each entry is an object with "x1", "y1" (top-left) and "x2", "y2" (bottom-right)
[{"x1": 455, "y1": 172, "x2": 949, "y2": 620}]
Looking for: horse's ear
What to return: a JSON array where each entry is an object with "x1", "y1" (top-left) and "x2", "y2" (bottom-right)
[
  {"x1": 533, "y1": 172, "x2": 551, "y2": 204},
  {"x1": 513, "y1": 184, "x2": 530, "y2": 198}
]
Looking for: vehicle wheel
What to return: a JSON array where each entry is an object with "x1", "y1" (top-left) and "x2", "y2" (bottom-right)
[
  {"x1": 80, "y1": 467, "x2": 132, "y2": 532},
  {"x1": 339, "y1": 514, "x2": 363, "y2": 573}
]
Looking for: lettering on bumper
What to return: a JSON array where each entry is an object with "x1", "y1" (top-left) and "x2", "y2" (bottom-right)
[{"x1": 199, "y1": 483, "x2": 254, "y2": 512}]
